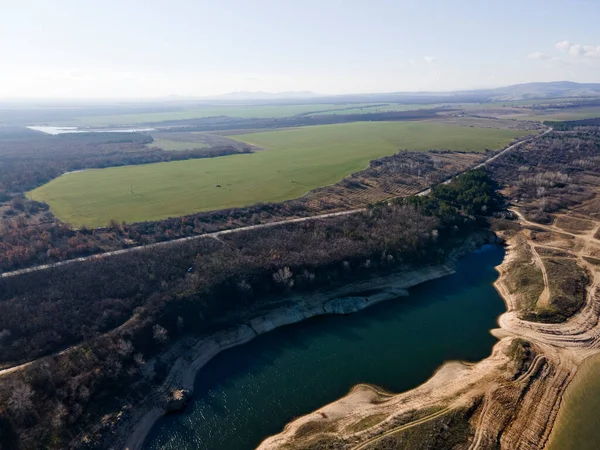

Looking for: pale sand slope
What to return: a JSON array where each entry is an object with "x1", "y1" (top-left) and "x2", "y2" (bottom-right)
[{"x1": 257, "y1": 201, "x2": 600, "y2": 450}]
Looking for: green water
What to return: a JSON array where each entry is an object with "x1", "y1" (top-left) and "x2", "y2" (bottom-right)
[{"x1": 145, "y1": 245, "x2": 505, "y2": 450}]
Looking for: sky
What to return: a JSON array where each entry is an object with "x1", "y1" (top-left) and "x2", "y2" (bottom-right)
[{"x1": 1, "y1": 0, "x2": 599, "y2": 98}]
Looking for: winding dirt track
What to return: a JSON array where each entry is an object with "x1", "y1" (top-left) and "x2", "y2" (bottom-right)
[
  {"x1": 352, "y1": 407, "x2": 456, "y2": 450},
  {"x1": 529, "y1": 242, "x2": 551, "y2": 307}
]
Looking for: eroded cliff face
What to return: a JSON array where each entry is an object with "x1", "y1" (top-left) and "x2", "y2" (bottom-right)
[{"x1": 256, "y1": 196, "x2": 600, "y2": 450}]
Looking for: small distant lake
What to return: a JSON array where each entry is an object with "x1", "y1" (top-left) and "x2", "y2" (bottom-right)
[
  {"x1": 144, "y1": 244, "x2": 506, "y2": 450},
  {"x1": 27, "y1": 126, "x2": 154, "y2": 135}
]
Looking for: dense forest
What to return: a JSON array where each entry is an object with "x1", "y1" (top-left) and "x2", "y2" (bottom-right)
[
  {"x1": 402, "y1": 168, "x2": 503, "y2": 224},
  {"x1": 0, "y1": 132, "x2": 250, "y2": 194},
  {"x1": 544, "y1": 119, "x2": 600, "y2": 130},
  {"x1": 0, "y1": 169, "x2": 499, "y2": 450}
]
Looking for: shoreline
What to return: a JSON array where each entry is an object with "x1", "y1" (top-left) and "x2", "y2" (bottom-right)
[
  {"x1": 256, "y1": 207, "x2": 600, "y2": 450},
  {"x1": 120, "y1": 231, "x2": 498, "y2": 450},
  {"x1": 124, "y1": 263, "x2": 456, "y2": 450},
  {"x1": 256, "y1": 233, "x2": 517, "y2": 450}
]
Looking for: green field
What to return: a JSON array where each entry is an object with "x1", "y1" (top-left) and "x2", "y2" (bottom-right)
[
  {"x1": 31, "y1": 121, "x2": 530, "y2": 227},
  {"x1": 546, "y1": 354, "x2": 600, "y2": 450},
  {"x1": 507, "y1": 106, "x2": 600, "y2": 122},
  {"x1": 68, "y1": 103, "x2": 388, "y2": 126},
  {"x1": 147, "y1": 137, "x2": 208, "y2": 151},
  {"x1": 310, "y1": 103, "x2": 442, "y2": 115}
]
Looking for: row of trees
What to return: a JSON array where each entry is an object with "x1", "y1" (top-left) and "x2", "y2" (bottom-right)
[{"x1": 0, "y1": 132, "x2": 249, "y2": 194}]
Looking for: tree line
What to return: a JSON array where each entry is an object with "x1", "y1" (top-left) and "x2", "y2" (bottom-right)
[{"x1": 0, "y1": 132, "x2": 250, "y2": 194}]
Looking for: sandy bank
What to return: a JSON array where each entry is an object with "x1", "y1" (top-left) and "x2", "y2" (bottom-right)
[{"x1": 255, "y1": 208, "x2": 600, "y2": 450}]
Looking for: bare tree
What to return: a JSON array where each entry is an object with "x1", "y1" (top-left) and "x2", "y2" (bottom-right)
[
  {"x1": 117, "y1": 339, "x2": 134, "y2": 357},
  {"x1": 177, "y1": 316, "x2": 185, "y2": 331},
  {"x1": 52, "y1": 403, "x2": 68, "y2": 428},
  {"x1": 273, "y1": 266, "x2": 294, "y2": 288},
  {"x1": 8, "y1": 382, "x2": 34, "y2": 420},
  {"x1": 134, "y1": 353, "x2": 145, "y2": 366},
  {"x1": 153, "y1": 324, "x2": 168, "y2": 343}
]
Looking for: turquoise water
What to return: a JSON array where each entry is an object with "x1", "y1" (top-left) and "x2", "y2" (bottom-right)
[{"x1": 145, "y1": 245, "x2": 505, "y2": 450}]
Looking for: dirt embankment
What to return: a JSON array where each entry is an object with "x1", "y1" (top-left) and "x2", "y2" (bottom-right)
[{"x1": 258, "y1": 197, "x2": 600, "y2": 450}]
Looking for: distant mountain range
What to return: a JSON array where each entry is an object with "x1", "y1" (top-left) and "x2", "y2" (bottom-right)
[
  {"x1": 202, "y1": 91, "x2": 320, "y2": 101},
  {"x1": 201, "y1": 81, "x2": 600, "y2": 104},
  {"x1": 454, "y1": 81, "x2": 600, "y2": 102},
  {"x1": 4, "y1": 82, "x2": 600, "y2": 107}
]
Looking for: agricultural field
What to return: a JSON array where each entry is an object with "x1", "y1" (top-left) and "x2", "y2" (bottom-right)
[
  {"x1": 506, "y1": 106, "x2": 600, "y2": 122},
  {"x1": 309, "y1": 103, "x2": 443, "y2": 115},
  {"x1": 30, "y1": 121, "x2": 531, "y2": 227},
  {"x1": 546, "y1": 353, "x2": 600, "y2": 450},
  {"x1": 147, "y1": 131, "x2": 250, "y2": 151},
  {"x1": 65, "y1": 103, "x2": 393, "y2": 126},
  {"x1": 147, "y1": 137, "x2": 208, "y2": 151},
  {"x1": 229, "y1": 120, "x2": 530, "y2": 153}
]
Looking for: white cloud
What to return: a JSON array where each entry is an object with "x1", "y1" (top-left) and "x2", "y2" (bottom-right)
[
  {"x1": 569, "y1": 44, "x2": 584, "y2": 56},
  {"x1": 424, "y1": 56, "x2": 435, "y2": 64},
  {"x1": 528, "y1": 52, "x2": 549, "y2": 60},
  {"x1": 556, "y1": 40, "x2": 600, "y2": 58},
  {"x1": 583, "y1": 45, "x2": 600, "y2": 58}
]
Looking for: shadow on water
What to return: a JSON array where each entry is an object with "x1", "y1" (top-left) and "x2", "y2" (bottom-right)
[{"x1": 145, "y1": 244, "x2": 506, "y2": 450}]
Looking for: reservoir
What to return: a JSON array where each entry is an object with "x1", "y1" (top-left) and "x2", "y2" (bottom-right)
[
  {"x1": 26, "y1": 126, "x2": 154, "y2": 135},
  {"x1": 145, "y1": 244, "x2": 506, "y2": 450}
]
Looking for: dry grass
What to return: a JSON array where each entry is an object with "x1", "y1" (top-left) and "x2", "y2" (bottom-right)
[
  {"x1": 345, "y1": 414, "x2": 389, "y2": 433},
  {"x1": 504, "y1": 237, "x2": 545, "y2": 315},
  {"x1": 583, "y1": 256, "x2": 600, "y2": 266},
  {"x1": 554, "y1": 216, "x2": 596, "y2": 234},
  {"x1": 540, "y1": 258, "x2": 589, "y2": 322},
  {"x1": 294, "y1": 420, "x2": 338, "y2": 439},
  {"x1": 358, "y1": 405, "x2": 476, "y2": 450},
  {"x1": 534, "y1": 247, "x2": 572, "y2": 258},
  {"x1": 574, "y1": 197, "x2": 600, "y2": 219}
]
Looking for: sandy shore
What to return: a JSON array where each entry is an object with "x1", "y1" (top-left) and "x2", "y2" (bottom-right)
[{"x1": 257, "y1": 206, "x2": 600, "y2": 450}]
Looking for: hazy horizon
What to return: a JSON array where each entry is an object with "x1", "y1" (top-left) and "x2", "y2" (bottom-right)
[
  {"x1": 2, "y1": 0, "x2": 600, "y2": 99},
  {"x1": 1, "y1": 81, "x2": 599, "y2": 104}
]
